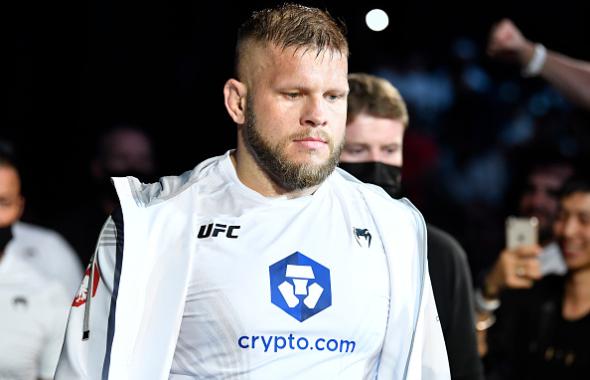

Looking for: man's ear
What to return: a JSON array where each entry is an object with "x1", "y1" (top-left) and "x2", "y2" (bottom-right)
[{"x1": 224, "y1": 79, "x2": 248, "y2": 124}]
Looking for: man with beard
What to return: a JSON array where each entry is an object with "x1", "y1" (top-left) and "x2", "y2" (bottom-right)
[
  {"x1": 478, "y1": 156, "x2": 574, "y2": 308},
  {"x1": 474, "y1": 154, "x2": 574, "y2": 357},
  {"x1": 55, "y1": 4, "x2": 449, "y2": 380},
  {"x1": 339, "y1": 73, "x2": 483, "y2": 380}
]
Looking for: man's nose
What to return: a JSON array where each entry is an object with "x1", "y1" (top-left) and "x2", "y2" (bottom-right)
[
  {"x1": 301, "y1": 97, "x2": 328, "y2": 128},
  {"x1": 562, "y1": 217, "x2": 579, "y2": 238},
  {"x1": 531, "y1": 189, "x2": 552, "y2": 208},
  {"x1": 367, "y1": 150, "x2": 380, "y2": 162}
]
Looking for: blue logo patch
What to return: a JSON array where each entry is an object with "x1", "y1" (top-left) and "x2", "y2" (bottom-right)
[{"x1": 269, "y1": 252, "x2": 332, "y2": 322}]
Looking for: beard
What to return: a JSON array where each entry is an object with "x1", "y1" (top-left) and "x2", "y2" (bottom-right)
[{"x1": 242, "y1": 96, "x2": 343, "y2": 192}]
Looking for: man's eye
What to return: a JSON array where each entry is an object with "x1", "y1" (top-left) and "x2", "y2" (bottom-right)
[
  {"x1": 284, "y1": 93, "x2": 300, "y2": 99},
  {"x1": 345, "y1": 147, "x2": 364, "y2": 155},
  {"x1": 327, "y1": 94, "x2": 344, "y2": 102}
]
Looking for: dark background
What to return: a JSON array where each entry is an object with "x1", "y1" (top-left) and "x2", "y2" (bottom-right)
[{"x1": 8, "y1": 0, "x2": 590, "y2": 275}]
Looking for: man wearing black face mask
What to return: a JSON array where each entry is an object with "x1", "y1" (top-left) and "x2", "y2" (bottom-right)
[
  {"x1": 0, "y1": 222, "x2": 13, "y2": 253},
  {"x1": 0, "y1": 148, "x2": 82, "y2": 296},
  {"x1": 0, "y1": 151, "x2": 72, "y2": 379},
  {"x1": 340, "y1": 73, "x2": 483, "y2": 380}
]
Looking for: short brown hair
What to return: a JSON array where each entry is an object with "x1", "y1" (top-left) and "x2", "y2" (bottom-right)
[
  {"x1": 347, "y1": 73, "x2": 409, "y2": 128},
  {"x1": 236, "y1": 3, "x2": 348, "y2": 79}
]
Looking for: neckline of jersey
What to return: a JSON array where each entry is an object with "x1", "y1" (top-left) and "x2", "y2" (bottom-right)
[{"x1": 219, "y1": 150, "x2": 330, "y2": 206}]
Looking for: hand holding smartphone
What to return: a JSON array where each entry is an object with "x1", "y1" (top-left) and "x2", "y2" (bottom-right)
[{"x1": 483, "y1": 217, "x2": 542, "y2": 299}]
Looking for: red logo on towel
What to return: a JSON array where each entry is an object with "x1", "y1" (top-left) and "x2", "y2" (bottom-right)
[{"x1": 72, "y1": 261, "x2": 100, "y2": 307}]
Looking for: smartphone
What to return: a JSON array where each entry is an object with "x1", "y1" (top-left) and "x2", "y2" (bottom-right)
[{"x1": 505, "y1": 216, "x2": 539, "y2": 249}]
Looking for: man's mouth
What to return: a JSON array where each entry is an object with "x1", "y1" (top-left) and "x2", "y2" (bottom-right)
[{"x1": 293, "y1": 136, "x2": 328, "y2": 149}]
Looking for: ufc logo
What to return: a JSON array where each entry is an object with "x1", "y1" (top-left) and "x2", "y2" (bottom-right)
[{"x1": 198, "y1": 223, "x2": 240, "y2": 239}]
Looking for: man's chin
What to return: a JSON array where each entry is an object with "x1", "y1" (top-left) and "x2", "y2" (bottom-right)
[
  {"x1": 292, "y1": 161, "x2": 332, "y2": 175},
  {"x1": 287, "y1": 151, "x2": 332, "y2": 167}
]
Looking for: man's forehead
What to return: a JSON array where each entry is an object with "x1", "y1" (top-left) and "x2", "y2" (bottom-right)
[
  {"x1": 562, "y1": 192, "x2": 590, "y2": 210},
  {"x1": 256, "y1": 39, "x2": 346, "y2": 57},
  {"x1": 345, "y1": 114, "x2": 404, "y2": 139},
  {"x1": 531, "y1": 163, "x2": 572, "y2": 178},
  {"x1": 529, "y1": 170, "x2": 570, "y2": 187},
  {"x1": 241, "y1": 40, "x2": 347, "y2": 81}
]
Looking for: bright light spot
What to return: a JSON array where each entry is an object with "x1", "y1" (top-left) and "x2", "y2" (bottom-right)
[{"x1": 365, "y1": 9, "x2": 389, "y2": 32}]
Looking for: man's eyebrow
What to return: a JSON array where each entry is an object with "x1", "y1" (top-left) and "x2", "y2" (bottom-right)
[
  {"x1": 344, "y1": 142, "x2": 369, "y2": 147},
  {"x1": 276, "y1": 85, "x2": 307, "y2": 90}
]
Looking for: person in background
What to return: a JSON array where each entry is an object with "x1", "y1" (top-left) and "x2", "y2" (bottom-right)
[
  {"x1": 485, "y1": 172, "x2": 590, "y2": 379},
  {"x1": 90, "y1": 124, "x2": 156, "y2": 215},
  {"x1": 339, "y1": 72, "x2": 482, "y2": 380},
  {"x1": 488, "y1": 18, "x2": 590, "y2": 110},
  {"x1": 56, "y1": 124, "x2": 156, "y2": 265},
  {"x1": 475, "y1": 154, "x2": 574, "y2": 354},
  {"x1": 481, "y1": 156, "x2": 573, "y2": 296},
  {"x1": 0, "y1": 150, "x2": 71, "y2": 380},
  {"x1": 0, "y1": 144, "x2": 82, "y2": 297}
]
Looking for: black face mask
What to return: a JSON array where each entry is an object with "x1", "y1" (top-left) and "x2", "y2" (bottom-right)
[
  {"x1": 339, "y1": 161, "x2": 403, "y2": 199},
  {"x1": 0, "y1": 224, "x2": 14, "y2": 252}
]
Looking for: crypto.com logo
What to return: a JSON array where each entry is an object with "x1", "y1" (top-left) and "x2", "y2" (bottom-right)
[{"x1": 269, "y1": 252, "x2": 331, "y2": 322}]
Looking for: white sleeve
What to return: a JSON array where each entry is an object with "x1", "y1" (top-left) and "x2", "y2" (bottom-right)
[
  {"x1": 405, "y1": 271, "x2": 450, "y2": 379},
  {"x1": 38, "y1": 284, "x2": 71, "y2": 380},
  {"x1": 55, "y1": 216, "x2": 120, "y2": 380}
]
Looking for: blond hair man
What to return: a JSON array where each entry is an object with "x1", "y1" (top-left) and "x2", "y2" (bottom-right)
[{"x1": 56, "y1": 6, "x2": 449, "y2": 379}]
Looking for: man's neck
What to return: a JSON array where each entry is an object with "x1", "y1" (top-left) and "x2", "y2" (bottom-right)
[{"x1": 231, "y1": 149, "x2": 320, "y2": 199}]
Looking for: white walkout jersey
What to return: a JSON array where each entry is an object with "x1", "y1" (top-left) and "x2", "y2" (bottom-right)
[
  {"x1": 170, "y1": 155, "x2": 390, "y2": 379},
  {"x1": 56, "y1": 150, "x2": 450, "y2": 380},
  {"x1": 7, "y1": 222, "x2": 83, "y2": 297},
  {"x1": 0, "y1": 243, "x2": 70, "y2": 380}
]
